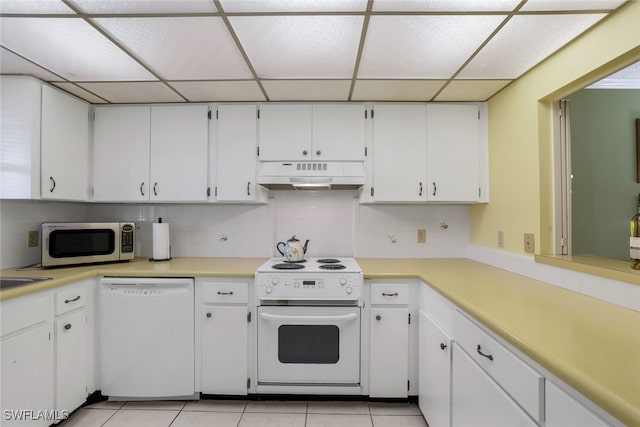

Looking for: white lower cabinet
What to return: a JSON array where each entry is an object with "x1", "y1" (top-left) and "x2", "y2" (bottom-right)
[
  {"x1": 546, "y1": 381, "x2": 610, "y2": 427},
  {"x1": 198, "y1": 279, "x2": 249, "y2": 395},
  {"x1": 452, "y1": 344, "x2": 537, "y2": 427},
  {"x1": 55, "y1": 309, "x2": 87, "y2": 413},
  {"x1": 419, "y1": 310, "x2": 452, "y2": 427}
]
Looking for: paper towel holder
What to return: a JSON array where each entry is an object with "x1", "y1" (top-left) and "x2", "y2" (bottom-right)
[{"x1": 150, "y1": 217, "x2": 172, "y2": 262}]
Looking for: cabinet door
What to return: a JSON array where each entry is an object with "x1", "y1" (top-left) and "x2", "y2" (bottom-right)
[
  {"x1": 41, "y1": 85, "x2": 89, "y2": 201},
  {"x1": 426, "y1": 104, "x2": 480, "y2": 202},
  {"x1": 216, "y1": 105, "x2": 259, "y2": 201},
  {"x1": 56, "y1": 310, "x2": 87, "y2": 413},
  {"x1": 150, "y1": 105, "x2": 209, "y2": 201},
  {"x1": 93, "y1": 106, "x2": 151, "y2": 201},
  {"x1": 312, "y1": 104, "x2": 365, "y2": 161},
  {"x1": 371, "y1": 104, "x2": 427, "y2": 202},
  {"x1": 452, "y1": 345, "x2": 537, "y2": 427},
  {"x1": 419, "y1": 311, "x2": 452, "y2": 427},
  {"x1": 369, "y1": 307, "x2": 409, "y2": 398},
  {"x1": 201, "y1": 305, "x2": 248, "y2": 395},
  {"x1": 1, "y1": 324, "x2": 54, "y2": 427},
  {"x1": 258, "y1": 104, "x2": 312, "y2": 161},
  {"x1": 546, "y1": 381, "x2": 609, "y2": 427}
]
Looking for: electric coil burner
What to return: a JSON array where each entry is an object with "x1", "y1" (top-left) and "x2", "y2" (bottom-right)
[
  {"x1": 271, "y1": 263, "x2": 305, "y2": 270},
  {"x1": 319, "y1": 264, "x2": 346, "y2": 270}
]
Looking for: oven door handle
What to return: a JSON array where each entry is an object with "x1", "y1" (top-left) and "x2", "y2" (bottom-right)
[{"x1": 259, "y1": 313, "x2": 358, "y2": 323}]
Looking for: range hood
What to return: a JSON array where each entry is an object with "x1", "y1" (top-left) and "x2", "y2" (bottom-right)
[{"x1": 257, "y1": 161, "x2": 365, "y2": 190}]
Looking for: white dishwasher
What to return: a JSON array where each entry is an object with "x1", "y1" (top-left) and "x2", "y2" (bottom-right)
[{"x1": 99, "y1": 277, "x2": 195, "y2": 399}]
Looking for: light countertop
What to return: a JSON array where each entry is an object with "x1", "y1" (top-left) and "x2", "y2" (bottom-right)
[{"x1": 2, "y1": 257, "x2": 639, "y2": 425}]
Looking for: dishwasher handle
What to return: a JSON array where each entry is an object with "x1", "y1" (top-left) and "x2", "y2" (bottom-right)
[{"x1": 259, "y1": 312, "x2": 358, "y2": 323}]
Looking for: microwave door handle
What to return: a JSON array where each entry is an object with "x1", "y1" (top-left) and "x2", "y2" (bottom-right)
[{"x1": 259, "y1": 312, "x2": 358, "y2": 323}]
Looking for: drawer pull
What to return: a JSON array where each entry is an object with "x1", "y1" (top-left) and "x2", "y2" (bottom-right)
[
  {"x1": 64, "y1": 323, "x2": 72, "y2": 330},
  {"x1": 440, "y1": 343, "x2": 447, "y2": 350},
  {"x1": 217, "y1": 291, "x2": 234, "y2": 295},
  {"x1": 206, "y1": 312, "x2": 212, "y2": 318},
  {"x1": 64, "y1": 296, "x2": 81, "y2": 304},
  {"x1": 376, "y1": 315, "x2": 381, "y2": 321},
  {"x1": 477, "y1": 344, "x2": 494, "y2": 361},
  {"x1": 381, "y1": 292, "x2": 398, "y2": 297}
]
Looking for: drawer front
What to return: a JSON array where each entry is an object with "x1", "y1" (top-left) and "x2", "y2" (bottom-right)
[
  {"x1": 370, "y1": 283, "x2": 409, "y2": 305},
  {"x1": 201, "y1": 282, "x2": 248, "y2": 303},
  {"x1": 453, "y1": 310, "x2": 543, "y2": 423},
  {"x1": 1, "y1": 293, "x2": 52, "y2": 336},
  {"x1": 55, "y1": 284, "x2": 87, "y2": 316}
]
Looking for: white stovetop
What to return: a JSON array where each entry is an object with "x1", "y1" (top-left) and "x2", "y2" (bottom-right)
[{"x1": 256, "y1": 257, "x2": 361, "y2": 274}]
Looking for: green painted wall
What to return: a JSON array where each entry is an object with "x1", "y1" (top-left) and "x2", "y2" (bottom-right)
[{"x1": 569, "y1": 89, "x2": 640, "y2": 260}]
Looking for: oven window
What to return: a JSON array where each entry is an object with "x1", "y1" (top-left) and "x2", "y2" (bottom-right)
[
  {"x1": 49, "y1": 229, "x2": 115, "y2": 258},
  {"x1": 278, "y1": 325, "x2": 339, "y2": 364}
]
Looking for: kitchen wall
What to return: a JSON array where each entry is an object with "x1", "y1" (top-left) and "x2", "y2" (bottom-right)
[{"x1": 471, "y1": 0, "x2": 640, "y2": 256}]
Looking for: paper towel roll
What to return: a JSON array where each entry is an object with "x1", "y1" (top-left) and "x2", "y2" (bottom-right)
[{"x1": 152, "y1": 222, "x2": 171, "y2": 261}]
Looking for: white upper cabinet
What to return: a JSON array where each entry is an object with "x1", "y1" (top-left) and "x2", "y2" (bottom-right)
[
  {"x1": 370, "y1": 104, "x2": 428, "y2": 202},
  {"x1": 40, "y1": 85, "x2": 90, "y2": 201},
  {"x1": 258, "y1": 104, "x2": 312, "y2": 161},
  {"x1": 150, "y1": 105, "x2": 209, "y2": 202},
  {"x1": 215, "y1": 104, "x2": 265, "y2": 202},
  {"x1": 93, "y1": 106, "x2": 151, "y2": 202},
  {"x1": 312, "y1": 104, "x2": 366, "y2": 161},
  {"x1": 93, "y1": 104, "x2": 209, "y2": 202},
  {"x1": 426, "y1": 104, "x2": 480, "y2": 202},
  {"x1": 257, "y1": 103, "x2": 366, "y2": 162}
]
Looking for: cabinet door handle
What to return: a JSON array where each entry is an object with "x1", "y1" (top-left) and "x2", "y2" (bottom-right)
[
  {"x1": 440, "y1": 343, "x2": 447, "y2": 350},
  {"x1": 217, "y1": 291, "x2": 234, "y2": 295},
  {"x1": 381, "y1": 292, "x2": 398, "y2": 297},
  {"x1": 419, "y1": 182, "x2": 423, "y2": 196},
  {"x1": 49, "y1": 177, "x2": 56, "y2": 193},
  {"x1": 375, "y1": 315, "x2": 381, "y2": 321},
  {"x1": 316, "y1": 150, "x2": 321, "y2": 156},
  {"x1": 64, "y1": 296, "x2": 81, "y2": 304},
  {"x1": 64, "y1": 323, "x2": 72, "y2": 330},
  {"x1": 476, "y1": 345, "x2": 494, "y2": 361},
  {"x1": 140, "y1": 182, "x2": 145, "y2": 196},
  {"x1": 247, "y1": 181, "x2": 251, "y2": 196},
  {"x1": 302, "y1": 150, "x2": 308, "y2": 156},
  {"x1": 153, "y1": 182, "x2": 158, "y2": 196},
  {"x1": 433, "y1": 182, "x2": 437, "y2": 196},
  {"x1": 206, "y1": 312, "x2": 212, "y2": 318}
]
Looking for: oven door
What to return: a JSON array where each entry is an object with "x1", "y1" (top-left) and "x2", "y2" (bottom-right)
[{"x1": 257, "y1": 305, "x2": 360, "y2": 386}]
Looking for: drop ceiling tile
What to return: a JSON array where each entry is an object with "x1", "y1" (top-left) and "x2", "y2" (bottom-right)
[
  {"x1": 262, "y1": 80, "x2": 351, "y2": 101},
  {"x1": 78, "y1": 82, "x2": 185, "y2": 103},
  {"x1": 588, "y1": 60, "x2": 640, "y2": 89},
  {"x1": 51, "y1": 82, "x2": 109, "y2": 103},
  {"x1": 372, "y1": 0, "x2": 519, "y2": 12},
  {"x1": 229, "y1": 16, "x2": 363, "y2": 79},
  {"x1": 71, "y1": 0, "x2": 218, "y2": 14},
  {"x1": 0, "y1": 17, "x2": 156, "y2": 81},
  {"x1": 0, "y1": 0, "x2": 73, "y2": 14},
  {"x1": 520, "y1": 0, "x2": 627, "y2": 11},
  {"x1": 94, "y1": 17, "x2": 252, "y2": 80},
  {"x1": 169, "y1": 80, "x2": 266, "y2": 102},
  {"x1": 219, "y1": 0, "x2": 367, "y2": 12},
  {"x1": 434, "y1": 80, "x2": 512, "y2": 101},
  {"x1": 458, "y1": 13, "x2": 607, "y2": 79},
  {"x1": 351, "y1": 80, "x2": 446, "y2": 101},
  {"x1": 0, "y1": 47, "x2": 62, "y2": 81},
  {"x1": 358, "y1": 15, "x2": 504, "y2": 79}
]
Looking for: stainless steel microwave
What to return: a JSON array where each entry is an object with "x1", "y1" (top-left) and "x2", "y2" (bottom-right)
[{"x1": 41, "y1": 222, "x2": 135, "y2": 268}]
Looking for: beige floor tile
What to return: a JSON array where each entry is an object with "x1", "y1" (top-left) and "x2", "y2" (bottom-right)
[
  {"x1": 183, "y1": 399, "x2": 247, "y2": 412},
  {"x1": 307, "y1": 401, "x2": 370, "y2": 414},
  {"x1": 245, "y1": 400, "x2": 307, "y2": 413},
  {"x1": 369, "y1": 402, "x2": 422, "y2": 415},
  {"x1": 102, "y1": 409, "x2": 179, "y2": 427},
  {"x1": 59, "y1": 408, "x2": 117, "y2": 427},
  {"x1": 121, "y1": 400, "x2": 186, "y2": 410},
  {"x1": 170, "y1": 411, "x2": 242, "y2": 427},
  {"x1": 84, "y1": 400, "x2": 126, "y2": 410},
  {"x1": 306, "y1": 413, "x2": 373, "y2": 427},
  {"x1": 372, "y1": 415, "x2": 429, "y2": 427},
  {"x1": 238, "y1": 412, "x2": 306, "y2": 427}
]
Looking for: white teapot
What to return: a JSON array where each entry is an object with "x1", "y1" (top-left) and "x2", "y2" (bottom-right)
[{"x1": 276, "y1": 235, "x2": 309, "y2": 262}]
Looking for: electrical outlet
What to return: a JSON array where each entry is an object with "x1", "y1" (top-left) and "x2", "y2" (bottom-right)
[
  {"x1": 524, "y1": 233, "x2": 535, "y2": 254},
  {"x1": 497, "y1": 230, "x2": 504, "y2": 248},
  {"x1": 28, "y1": 230, "x2": 39, "y2": 248},
  {"x1": 417, "y1": 229, "x2": 426, "y2": 244}
]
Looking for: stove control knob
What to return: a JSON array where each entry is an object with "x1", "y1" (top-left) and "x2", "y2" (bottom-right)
[
  {"x1": 345, "y1": 287, "x2": 353, "y2": 295},
  {"x1": 266, "y1": 287, "x2": 273, "y2": 294},
  {"x1": 339, "y1": 278, "x2": 347, "y2": 286},
  {"x1": 271, "y1": 277, "x2": 279, "y2": 285}
]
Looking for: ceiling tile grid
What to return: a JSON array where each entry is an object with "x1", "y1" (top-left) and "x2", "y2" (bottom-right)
[{"x1": 0, "y1": 0, "x2": 630, "y2": 103}]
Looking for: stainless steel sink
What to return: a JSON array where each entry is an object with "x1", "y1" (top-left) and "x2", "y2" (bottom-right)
[{"x1": 0, "y1": 277, "x2": 52, "y2": 290}]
